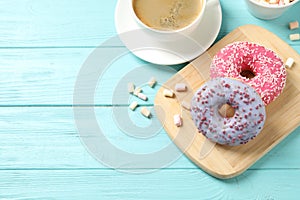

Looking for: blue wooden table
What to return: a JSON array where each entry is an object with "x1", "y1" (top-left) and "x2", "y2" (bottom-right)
[{"x1": 0, "y1": 0, "x2": 299, "y2": 199}]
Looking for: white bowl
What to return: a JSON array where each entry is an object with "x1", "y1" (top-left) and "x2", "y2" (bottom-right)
[{"x1": 245, "y1": 0, "x2": 299, "y2": 20}]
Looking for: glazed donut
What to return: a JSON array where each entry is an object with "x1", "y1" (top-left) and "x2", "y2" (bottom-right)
[
  {"x1": 210, "y1": 41, "x2": 286, "y2": 105},
  {"x1": 191, "y1": 78, "x2": 266, "y2": 146}
]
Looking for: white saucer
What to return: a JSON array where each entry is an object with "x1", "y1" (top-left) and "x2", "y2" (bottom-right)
[{"x1": 115, "y1": 0, "x2": 222, "y2": 65}]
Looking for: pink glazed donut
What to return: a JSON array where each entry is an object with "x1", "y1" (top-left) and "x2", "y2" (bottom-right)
[
  {"x1": 210, "y1": 41, "x2": 286, "y2": 105},
  {"x1": 191, "y1": 78, "x2": 266, "y2": 146}
]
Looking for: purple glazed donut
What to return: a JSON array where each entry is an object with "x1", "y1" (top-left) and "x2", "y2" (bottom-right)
[{"x1": 191, "y1": 78, "x2": 266, "y2": 146}]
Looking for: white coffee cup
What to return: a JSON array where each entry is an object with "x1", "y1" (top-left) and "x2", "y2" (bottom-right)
[
  {"x1": 245, "y1": 0, "x2": 299, "y2": 20},
  {"x1": 130, "y1": 0, "x2": 216, "y2": 40}
]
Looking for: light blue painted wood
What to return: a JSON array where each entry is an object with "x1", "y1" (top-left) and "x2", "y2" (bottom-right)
[
  {"x1": 0, "y1": 0, "x2": 298, "y2": 47},
  {"x1": 0, "y1": 107, "x2": 299, "y2": 170},
  {"x1": 0, "y1": 48, "x2": 183, "y2": 105},
  {"x1": 0, "y1": 0, "x2": 299, "y2": 199},
  {"x1": 0, "y1": 0, "x2": 118, "y2": 47},
  {"x1": 0, "y1": 169, "x2": 299, "y2": 200},
  {"x1": 0, "y1": 47, "x2": 299, "y2": 105}
]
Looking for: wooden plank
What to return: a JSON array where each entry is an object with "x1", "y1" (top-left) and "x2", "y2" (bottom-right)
[
  {"x1": 0, "y1": 0, "x2": 118, "y2": 47},
  {"x1": 0, "y1": 169, "x2": 299, "y2": 199},
  {"x1": 0, "y1": 0, "x2": 298, "y2": 198},
  {"x1": 0, "y1": 107, "x2": 299, "y2": 170},
  {"x1": 0, "y1": 48, "x2": 87, "y2": 105},
  {"x1": 155, "y1": 25, "x2": 300, "y2": 179},
  {"x1": 0, "y1": 47, "x2": 299, "y2": 105},
  {"x1": 0, "y1": 106, "x2": 194, "y2": 169},
  {"x1": 0, "y1": 0, "x2": 299, "y2": 47},
  {"x1": 0, "y1": 48, "x2": 180, "y2": 105}
]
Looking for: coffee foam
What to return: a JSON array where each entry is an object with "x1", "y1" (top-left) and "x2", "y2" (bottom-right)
[{"x1": 133, "y1": 0, "x2": 203, "y2": 31}]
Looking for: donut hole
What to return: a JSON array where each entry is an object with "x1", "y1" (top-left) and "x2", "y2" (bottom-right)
[
  {"x1": 240, "y1": 63, "x2": 256, "y2": 79},
  {"x1": 239, "y1": 55, "x2": 256, "y2": 79},
  {"x1": 218, "y1": 103, "x2": 235, "y2": 118},
  {"x1": 240, "y1": 69, "x2": 255, "y2": 79}
]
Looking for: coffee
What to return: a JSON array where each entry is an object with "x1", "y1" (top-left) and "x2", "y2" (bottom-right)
[{"x1": 132, "y1": 0, "x2": 203, "y2": 31}]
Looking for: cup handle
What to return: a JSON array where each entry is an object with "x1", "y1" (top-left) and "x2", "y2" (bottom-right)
[{"x1": 206, "y1": 0, "x2": 219, "y2": 7}]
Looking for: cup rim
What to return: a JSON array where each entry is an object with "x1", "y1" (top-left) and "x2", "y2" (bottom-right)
[
  {"x1": 131, "y1": 0, "x2": 207, "y2": 34},
  {"x1": 248, "y1": 0, "x2": 299, "y2": 9}
]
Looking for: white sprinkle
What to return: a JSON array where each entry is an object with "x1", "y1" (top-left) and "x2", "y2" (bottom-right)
[
  {"x1": 175, "y1": 83, "x2": 187, "y2": 92},
  {"x1": 129, "y1": 101, "x2": 138, "y2": 111},
  {"x1": 141, "y1": 107, "x2": 151, "y2": 118},
  {"x1": 173, "y1": 114, "x2": 182, "y2": 127},
  {"x1": 128, "y1": 82, "x2": 135, "y2": 94},
  {"x1": 137, "y1": 93, "x2": 148, "y2": 101},
  {"x1": 181, "y1": 100, "x2": 191, "y2": 111},
  {"x1": 148, "y1": 77, "x2": 157, "y2": 88},
  {"x1": 163, "y1": 89, "x2": 174, "y2": 98},
  {"x1": 290, "y1": 33, "x2": 300, "y2": 41},
  {"x1": 285, "y1": 57, "x2": 295, "y2": 68}
]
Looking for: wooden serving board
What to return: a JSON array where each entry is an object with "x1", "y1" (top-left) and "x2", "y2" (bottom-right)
[{"x1": 154, "y1": 25, "x2": 300, "y2": 179}]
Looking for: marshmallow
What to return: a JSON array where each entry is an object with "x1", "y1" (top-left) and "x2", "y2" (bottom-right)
[
  {"x1": 285, "y1": 57, "x2": 295, "y2": 68},
  {"x1": 141, "y1": 107, "x2": 151, "y2": 118},
  {"x1": 181, "y1": 100, "x2": 191, "y2": 111},
  {"x1": 163, "y1": 89, "x2": 174, "y2": 98},
  {"x1": 133, "y1": 87, "x2": 143, "y2": 96},
  {"x1": 137, "y1": 93, "x2": 148, "y2": 101},
  {"x1": 289, "y1": 21, "x2": 299, "y2": 30},
  {"x1": 175, "y1": 83, "x2": 187, "y2": 92},
  {"x1": 148, "y1": 77, "x2": 157, "y2": 88},
  {"x1": 173, "y1": 114, "x2": 183, "y2": 127},
  {"x1": 128, "y1": 82, "x2": 135, "y2": 94},
  {"x1": 129, "y1": 101, "x2": 138, "y2": 111},
  {"x1": 290, "y1": 33, "x2": 300, "y2": 41}
]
